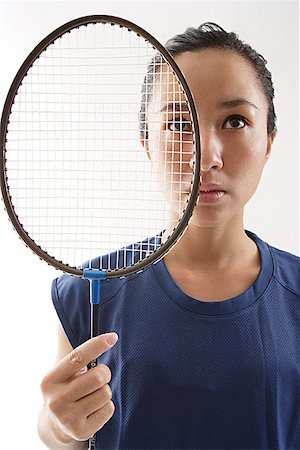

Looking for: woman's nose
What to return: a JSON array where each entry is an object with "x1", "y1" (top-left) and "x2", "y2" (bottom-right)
[{"x1": 189, "y1": 131, "x2": 223, "y2": 173}]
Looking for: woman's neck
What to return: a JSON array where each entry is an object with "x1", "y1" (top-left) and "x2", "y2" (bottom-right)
[{"x1": 162, "y1": 220, "x2": 258, "y2": 273}]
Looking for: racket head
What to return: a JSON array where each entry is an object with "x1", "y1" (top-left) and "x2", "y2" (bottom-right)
[{"x1": 0, "y1": 15, "x2": 201, "y2": 278}]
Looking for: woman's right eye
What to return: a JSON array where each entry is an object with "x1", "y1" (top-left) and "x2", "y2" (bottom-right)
[
  {"x1": 222, "y1": 115, "x2": 248, "y2": 129},
  {"x1": 167, "y1": 117, "x2": 191, "y2": 133}
]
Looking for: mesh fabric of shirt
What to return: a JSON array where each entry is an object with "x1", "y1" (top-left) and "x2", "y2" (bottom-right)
[{"x1": 52, "y1": 230, "x2": 300, "y2": 450}]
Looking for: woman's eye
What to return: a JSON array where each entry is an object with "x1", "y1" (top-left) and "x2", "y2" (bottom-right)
[
  {"x1": 168, "y1": 117, "x2": 191, "y2": 132},
  {"x1": 223, "y1": 116, "x2": 247, "y2": 129}
]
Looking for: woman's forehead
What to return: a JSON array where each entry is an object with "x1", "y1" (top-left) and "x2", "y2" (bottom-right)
[
  {"x1": 149, "y1": 67, "x2": 188, "y2": 114},
  {"x1": 175, "y1": 49, "x2": 257, "y2": 89},
  {"x1": 150, "y1": 49, "x2": 266, "y2": 111}
]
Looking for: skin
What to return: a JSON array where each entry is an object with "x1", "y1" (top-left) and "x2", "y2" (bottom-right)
[{"x1": 142, "y1": 48, "x2": 276, "y2": 301}]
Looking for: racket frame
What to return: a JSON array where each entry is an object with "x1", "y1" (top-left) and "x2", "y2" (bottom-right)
[{"x1": 0, "y1": 15, "x2": 201, "y2": 279}]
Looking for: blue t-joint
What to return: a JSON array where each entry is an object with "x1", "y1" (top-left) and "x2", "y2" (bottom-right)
[{"x1": 83, "y1": 269, "x2": 107, "y2": 305}]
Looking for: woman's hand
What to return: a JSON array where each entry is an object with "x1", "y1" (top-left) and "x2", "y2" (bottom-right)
[{"x1": 40, "y1": 332, "x2": 118, "y2": 443}]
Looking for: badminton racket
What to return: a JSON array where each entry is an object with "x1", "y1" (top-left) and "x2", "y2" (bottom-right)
[{"x1": 0, "y1": 15, "x2": 201, "y2": 449}]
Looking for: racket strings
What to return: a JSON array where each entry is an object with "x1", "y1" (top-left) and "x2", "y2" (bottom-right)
[{"x1": 5, "y1": 21, "x2": 197, "y2": 271}]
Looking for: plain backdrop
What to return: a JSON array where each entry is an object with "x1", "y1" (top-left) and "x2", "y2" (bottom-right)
[{"x1": 0, "y1": 1, "x2": 299, "y2": 448}]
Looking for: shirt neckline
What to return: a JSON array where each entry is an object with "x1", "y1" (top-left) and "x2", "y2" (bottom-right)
[{"x1": 151, "y1": 230, "x2": 274, "y2": 316}]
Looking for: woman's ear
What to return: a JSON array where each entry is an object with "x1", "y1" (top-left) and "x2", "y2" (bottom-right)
[
  {"x1": 265, "y1": 130, "x2": 276, "y2": 162},
  {"x1": 140, "y1": 138, "x2": 151, "y2": 161}
]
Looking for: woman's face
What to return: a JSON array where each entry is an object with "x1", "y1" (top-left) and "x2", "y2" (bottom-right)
[{"x1": 144, "y1": 48, "x2": 275, "y2": 228}]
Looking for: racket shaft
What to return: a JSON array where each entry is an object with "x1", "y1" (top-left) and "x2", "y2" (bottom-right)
[
  {"x1": 89, "y1": 296, "x2": 99, "y2": 446},
  {"x1": 88, "y1": 303, "x2": 99, "y2": 370}
]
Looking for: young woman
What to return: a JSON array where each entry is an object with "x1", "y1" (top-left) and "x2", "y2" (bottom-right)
[{"x1": 38, "y1": 23, "x2": 300, "y2": 450}]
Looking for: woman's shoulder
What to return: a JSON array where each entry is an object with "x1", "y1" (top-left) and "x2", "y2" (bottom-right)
[
  {"x1": 247, "y1": 230, "x2": 300, "y2": 297},
  {"x1": 267, "y1": 240, "x2": 300, "y2": 296}
]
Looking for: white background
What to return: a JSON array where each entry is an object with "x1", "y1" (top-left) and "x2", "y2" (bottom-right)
[{"x1": 0, "y1": 1, "x2": 298, "y2": 448}]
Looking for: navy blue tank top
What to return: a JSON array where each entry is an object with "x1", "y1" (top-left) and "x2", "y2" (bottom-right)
[{"x1": 52, "y1": 230, "x2": 300, "y2": 449}]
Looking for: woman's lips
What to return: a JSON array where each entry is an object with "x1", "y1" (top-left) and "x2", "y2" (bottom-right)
[{"x1": 197, "y1": 190, "x2": 226, "y2": 204}]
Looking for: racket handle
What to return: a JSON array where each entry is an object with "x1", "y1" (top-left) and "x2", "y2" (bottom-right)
[{"x1": 88, "y1": 436, "x2": 96, "y2": 450}]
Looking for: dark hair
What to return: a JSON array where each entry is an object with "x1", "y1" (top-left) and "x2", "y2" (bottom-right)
[{"x1": 139, "y1": 22, "x2": 277, "y2": 139}]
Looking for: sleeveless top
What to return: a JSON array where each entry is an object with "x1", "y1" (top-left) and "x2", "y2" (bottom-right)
[{"x1": 52, "y1": 230, "x2": 300, "y2": 449}]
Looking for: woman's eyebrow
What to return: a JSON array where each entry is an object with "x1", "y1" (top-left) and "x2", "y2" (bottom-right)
[
  {"x1": 160, "y1": 102, "x2": 189, "y2": 113},
  {"x1": 160, "y1": 98, "x2": 258, "y2": 113},
  {"x1": 219, "y1": 98, "x2": 259, "y2": 110}
]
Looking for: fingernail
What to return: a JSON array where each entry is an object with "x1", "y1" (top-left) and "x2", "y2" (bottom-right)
[{"x1": 105, "y1": 332, "x2": 119, "y2": 346}]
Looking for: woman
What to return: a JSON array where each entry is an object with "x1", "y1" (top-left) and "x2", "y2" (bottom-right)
[{"x1": 38, "y1": 23, "x2": 300, "y2": 450}]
